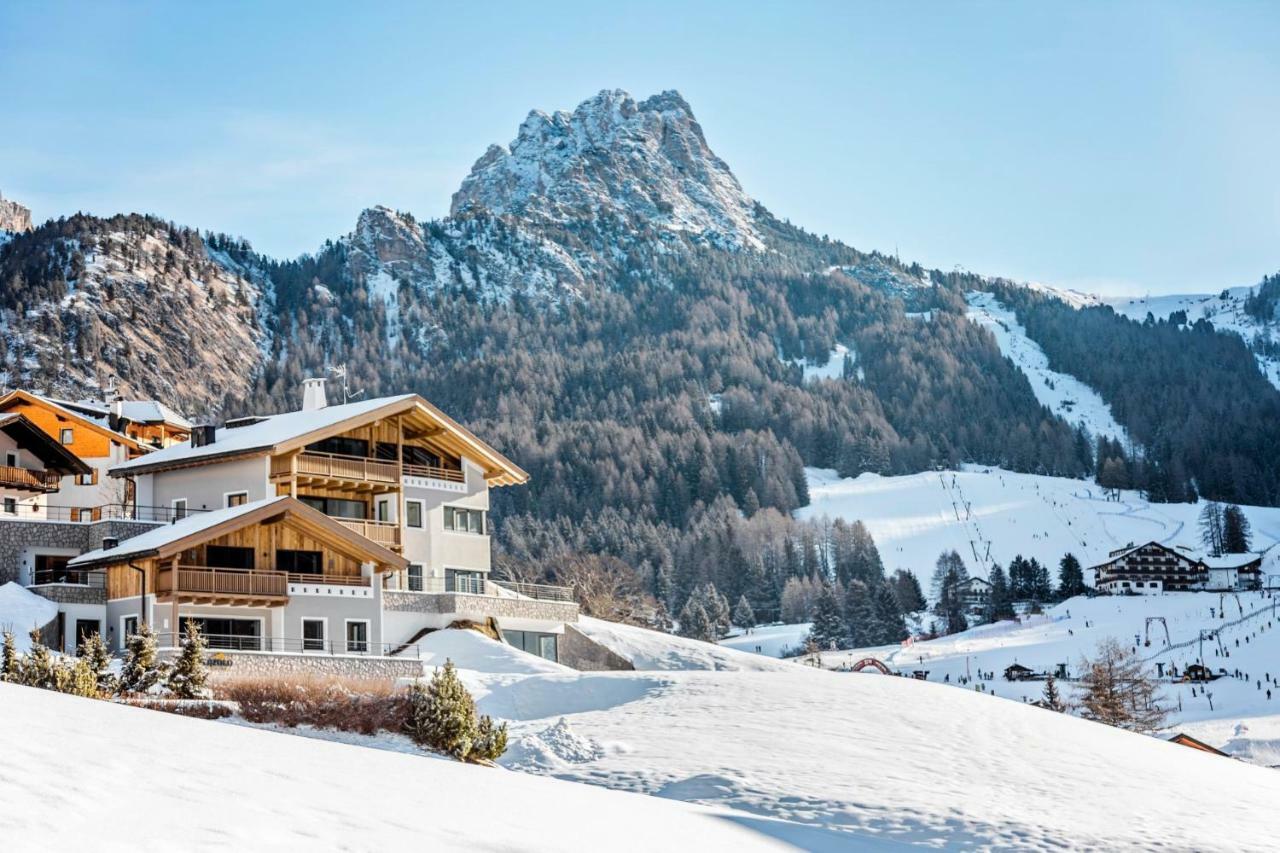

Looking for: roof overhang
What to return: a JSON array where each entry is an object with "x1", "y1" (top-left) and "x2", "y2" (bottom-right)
[
  {"x1": 0, "y1": 390, "x2": 147, "y2": 453},
  {"x1": 0, "y1": 413, "x2": 92, "y2": 475}
]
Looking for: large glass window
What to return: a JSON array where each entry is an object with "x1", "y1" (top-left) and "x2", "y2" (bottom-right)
[
  {"x1": 302, "y1": 619, "x2": 326, "y2": 651},
  {"x1": 205, "y1": 546, "x2": 255, "y2": 570},
  {"x1": 299, "y1": 495, "x2": 367, "y2": 520},
  {"x1": 444, "y1": 506, "x2": 486, "y2": 535},
  {"x1": 277, "y1": 549, "x2": 322, "y2": 575},
  {"x1": 180, "y1": 617, "x2": 260, "y2": 650},
  {"x1": 406, "y1": 501, "x2": 423, "y2": 528},
  {"x1": 446, "y1": 569, "x2": 485, "y2": 595},
  {"x1": 502, "y1": 630, "x2": 559, "y2": 662},
  {"x1": 307, "y1": 436, "x2": 369, "y2": 458},
  {"x1": 346, "y1": 621, "x2": 369, "y2": 653}
]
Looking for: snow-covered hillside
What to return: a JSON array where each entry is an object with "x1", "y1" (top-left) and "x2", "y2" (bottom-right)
[
  {"x1": 0, "y1": 681, "x2": 791, "y2": 851},
  {"x1": 441, "y1": 622, "x2": 1280, "y2": 850},
  {"x1": 966, "y1": 291, "x2": 1128, "y2": 443},
  {"x1": 799, "y1": 466, "x2": 1280, "y2": 581},
  {"x1": 821, "y1": 592, "x2": 1280, "y2": 764}
]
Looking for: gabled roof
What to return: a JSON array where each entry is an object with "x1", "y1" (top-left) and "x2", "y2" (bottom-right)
[
  {"x1": 109, "y1": 394, "x2": 529, "y2": 486},
  {"x1": 1167, "y1": 733, "x2": 1230, "y2": 757},
  {"x1": 0, "y1": 413, "x2": 91, "y2": 475},
  {"x1": 115, "y1": 400, "x2": 194, "y2": 429},
  {"x1": 0, "y1": 390, "x2": 146, "y2": 452},
  {"x1": 1201, "y1": 553, "x2": 1262, "y2": 570},
  {"x1": 68, "y1": 496, "x2": 408, "y2": 571}
]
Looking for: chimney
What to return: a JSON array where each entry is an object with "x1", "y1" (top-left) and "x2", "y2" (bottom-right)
[
  {"x1": 302, "y1": 377, "x2": 328, "y2": 411},
  {"x1": 101, "y1": 536, "x2": 118, "y2": 550},
  {"x1": 191, "y1": 424, "x2": 217, "y2": 447}
]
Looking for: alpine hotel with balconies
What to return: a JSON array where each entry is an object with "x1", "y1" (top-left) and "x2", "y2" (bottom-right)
[{"x1": 65, "y1": 379, "x2": 578, "y2": 663}]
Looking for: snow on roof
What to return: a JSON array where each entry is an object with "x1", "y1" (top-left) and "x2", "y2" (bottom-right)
[
  {"x1": 116, "y1": 400, "x2": 194, "y2": 429},
  {"x1": 0, "y1": 582, "x2": 59, "y2": 649},
  {"x1": 111, "y1": 395, "x2": 416, "y2": 474},
  {"x1": 69, "y1": 496, "x2": 290, "y2": 566},
  {"x1": 1201, "y1": 553, "x2": 1262, "y2": 570},
  {"x1": 25, "y1": 393, "x2": 141, "y2": 448}
]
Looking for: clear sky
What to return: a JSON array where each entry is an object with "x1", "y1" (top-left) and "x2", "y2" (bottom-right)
[{"x1": 1, "y1": 1, "x2": 1276, "y2": 295}]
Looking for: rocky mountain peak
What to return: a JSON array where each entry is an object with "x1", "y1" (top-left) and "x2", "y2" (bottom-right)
[
  {"x1": 450, "y1": 89, "x2": 763, "y2": 250},
  {"x1": 0, "y1": 191, "x2": 33, "y2": 233}
]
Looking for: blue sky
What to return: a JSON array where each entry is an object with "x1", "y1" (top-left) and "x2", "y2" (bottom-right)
[{"x1": 1, "y1": 2, "x2": 1276, "y2": 294}]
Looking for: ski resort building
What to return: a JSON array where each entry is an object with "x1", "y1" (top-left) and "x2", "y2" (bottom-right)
[
  {"x1": 1090, "y1": 542, "x2": 1262, "y2": 594},
  {"x1": 33, "y1": 382, "x2": 582, "y2": 668},
  {"x1": 956, "y1": 577, "x2": 991, "y2": 615}
]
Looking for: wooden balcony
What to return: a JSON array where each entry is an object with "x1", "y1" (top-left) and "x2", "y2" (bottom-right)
[
  {"x1": 0, "y1": 465, "x2": 63, "y2": 493},
  {"x1": 334, "y1": 517, "x2": 401, "y2": 549},
  {"x1": 157, "y1": 565, "x2": 288, "y2": 606},
  {"x1": 271, "y1": 451, "x2": 400, "y2": 490}
]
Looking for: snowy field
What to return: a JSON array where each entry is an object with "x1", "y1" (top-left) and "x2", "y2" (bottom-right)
[
  {"x1": 0, "y1": 681, "x2": 794, "y2": 852},
  {"x1": 449, "y1": 623, "x2": 1280, "y2": 850},
  {"x1": 966, "y1": 291, "x2": 1128, "y2": 443},
  {"x1": 718, "y1": 622, "x2": 811, "y2": 658},
  {"x1": 799, "y1": 466, "x2": 1280, "y2": 582}
]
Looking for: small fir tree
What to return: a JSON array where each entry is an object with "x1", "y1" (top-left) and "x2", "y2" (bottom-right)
[
  {"x1": 21, "y1": 629, "x2": 58, "y2": 689},
  {"x1": 732, "y1": 595, "x2": 756, "y2": 630},
  {"x1": 79, "y1": 631, "x2": 115, "y2": 694},
  {"x1": 471, "y1": 714, "x2": 509, "y2": 762},
  {"x1": 167, "y1": 621, "x2": 209, "y2": 699},
  {"x1": 120, "y1": 622, "x2": 163, "y2": 694},
  {"x1": 1041, "y1": 675, "x2": 1065, "y2": 712},
  {"x1": 404, "y1": 660, "x2": 478, "y2": 760},
  {"x1": 1, "y1": 630, "x2": 17, "y2": 681}
]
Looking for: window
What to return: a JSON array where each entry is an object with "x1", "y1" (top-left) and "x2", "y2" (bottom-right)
[
  {"x1": 225, "y1": 492, "x2": 248, "y2": 508},
  {"x1": 3, "y1": 498, "x2": 15, "y2": 514},
  {"x1": 76, "y1": 471, "x2": 97, "y2": 486},
  {"x1": 299, "y1": 495, "x2": 366, "y2": 520},
  {"x1": 306, "y1": 436, "x2": 369, "y2": 458},
  {"x1": 181, "y1": 617, "x2": 260, "y2": 651},
  {"x1": 346, "y1": 620, "x2": 369, "y2": 653},
  {"x1": 376, "y1": 499, "x2": 391, "y2": 522},
  {"x1": 277, "y1": 549, "x2": 323, "y2": 575},
  {"x1": 302, "y1": 619, "x2": 326, "y2": 652},
  {"x1": 205, "y1": 546, "x2": 254, "y2": 570},
  {"x1": 172, "y1": 498, "x2": 187, "y2": 520},
  {"x1": 60, "y1": 428, "x2": 73, "y2": 445},
  {"x1": 502, "y1": 630, "x2": 559, "y2": 663},
  {"x1": 78, "y1": 509, "x2": 94, "y2": 523},
  {"x1": 407, "y1": 564, "x2": 424, "y2": 592},
  {"x1": 444, "y1": 506, "x2": 486, "y2": 535},
  {"x1": 446, "y1": 569, "x2": 485, "y2": 595},
  {"x1": 74, "y1": 619, "x2": 101, "y2": 650},
  {"x1": 34, "y1": 554, "x2": 71, "y2": 584},
  {"x1": 123, "y1": 616, "x2": 138, "y2": 641},
  {"x1": 4, "y1": 452, "x2": 15, "y2": 467},
  {"x1": 406, "y1": 500, "x2": 424, "y2": 528}
]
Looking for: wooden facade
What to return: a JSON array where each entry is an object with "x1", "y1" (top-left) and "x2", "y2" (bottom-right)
[{"x1": 0, "y1": 390, "x2": 145, "y2": 461}]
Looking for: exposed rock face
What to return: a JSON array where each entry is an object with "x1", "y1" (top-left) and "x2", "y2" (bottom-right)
[
  {"x1": 451, "y1": 89, "x2": 763, "y2": 251},
  {"x1": 0, "y1": 193, "x2": 32, "y2": 233}
]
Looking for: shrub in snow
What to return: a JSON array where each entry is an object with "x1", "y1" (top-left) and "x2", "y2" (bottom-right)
[
  {"x1": 78, "y1": 631, "x2": 115, "y2": 694},
  {"x1": 167, "y1": 621, "x2": 209, "y2": 699},
  {"x1": 1041, "y1": 675, "x2": 1065, "y2": 712},
  {"x1": 20, "y1": 629, "x2": 59, "y2": 690},
  {"x1": 120, "y1": 623, "x2": 165, "y2": 694},
  {"x1": 404, "y1": 659, "x2": 507, "y2": 762}
]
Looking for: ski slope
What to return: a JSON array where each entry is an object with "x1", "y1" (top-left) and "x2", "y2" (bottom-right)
[
  {"x1": 819, "y1": 592, "x2": 1280, "y2": 764},
  {"x1": 799, "y1": 466, "x2": 1280, "y2": 582},
  {"x1": 966, "y1": 291, "x2": 1129, "y2": 443}
]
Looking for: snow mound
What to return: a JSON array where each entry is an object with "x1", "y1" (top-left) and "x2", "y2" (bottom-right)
[
  {"x1": 575, "y1": 616, "x2": 794, "y2": 672},
  {"x1": 504, "y1": 717, "x2": 607, "y2": 771},
  {"x1": 0, "y1": 582, "x2": 58, "y2": 650},
  {"x1": 0, "y1": 683, "x2": 790, "y2": 851},
  {"x1": 417, "y1": 628, "x2": 570, "y2": 675}
]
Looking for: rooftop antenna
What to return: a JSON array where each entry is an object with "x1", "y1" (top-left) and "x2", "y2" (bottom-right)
[{"x1": 327, "y1": 363, "x2": 363, "y2": 405}]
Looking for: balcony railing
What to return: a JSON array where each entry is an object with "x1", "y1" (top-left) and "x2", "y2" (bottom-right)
[
  {"x1": 333, "y1": 517, "x2": 401, "y2": 548},
  {"x1": 0, "y1": 465, "x2": 64, "y2": 492},
  {"x1": 157, "y1": 566, "x2": 288, "y2": 600},
  {"x1": 0, "y1": 503, "x2": 203, "y2": 524},
  {"x1": 492, "y1": 580, "x2": 577, "y2": 602},
  {"x1": 402, "y1": 463, "x2": 464, "y2": 484},
  {"x1": 291, "y1": 451, "x2": 399, "y2": 484},
  {"x1": 285, "y1": 572, "x2": 371, "y2": 587},
  {"x1": 30, "y1": 569, "x2": 105, "y2": 588},
  {"x1": 391, "y1": 576, "x2": 575, "y2": 602},
  {"x1": 150, "y1": 633, "x2": 418, "y2": 657}
]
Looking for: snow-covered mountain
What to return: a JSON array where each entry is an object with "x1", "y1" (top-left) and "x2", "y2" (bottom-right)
[{"x1": 452, "y1": 89, "x2": 764, "y2": 251}]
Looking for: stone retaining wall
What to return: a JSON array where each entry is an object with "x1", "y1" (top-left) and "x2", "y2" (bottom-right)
[
  {"x1": 187, "y1": 651, "x2": 425, "y2": 680},
  {"x1": 558, "y1": 625, "x2": 635, "y2": 671},
  {"x1": 0, "y1": 518, "x2": 161, "y2": 584},
  {"x1": 25, "y1": 583, "x2": 106, "y2": 605},
  {"x1": 383, "y1": 590, "x2": 579, "y2": 624}
]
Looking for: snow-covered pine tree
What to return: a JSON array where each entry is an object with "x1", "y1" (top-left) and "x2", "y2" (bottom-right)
[
  {"x1": 404, "y1": 659, "x2": 479, "y2": 759},
  {"x1": 120, "y1": 622, "x2": 163, "y2": 694},
  {"x1": 167, "y1": 620, "x2": 209, "y2": 699},
  {"x1": 471, "y1": 714, "x2": 509, "y2": 762},
  {"x1": 1041, "y1": 674, "x2": 1065, "y2": 712},
  {"x1": 1057, "y1": 553, "x2": 1086, "y2": 599},
  {"x1": 732, "y1": 594, "x2": 755, "y2": 629},
  {"x1": 21, "y1": 629, "x2": 58, "y2": 689},
  {"x1": 699, "y1": 583, "x2": 731, "y2": 639},
  {"x1": 78, "y1": 631, "x2": 116, "y2": 694},
  {"x1": 677, "y1": 597, "x2": 713, "y2": 641},
  {"x1": 1, "y1": 630, "x2": 17, "y2": 681}
]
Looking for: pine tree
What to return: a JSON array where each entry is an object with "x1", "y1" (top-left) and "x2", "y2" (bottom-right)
[
  {"x1": 471, "y1": 714, "x2": 509, "y2": 762},
  {"x1": 1078, "y1": 638, "x2": 1166, "y2": 733},
  {"x1": 1222, "y1": 505, "x2": 1252, "y2": 554},
  {"x1": 986, "y1": 563, "x2": 1015, "y2": 621},
  {"x1": 934, "y1": 567, "x2": 968, "y2": 635},
  {"x1": 843, "y1": 580, "x2": 875, "y2": 647},
  {"x1": 1041, "y1": 674, "x2": 1065, "y2": 712},
  {"x1": 167, "y1": 620, "x2": 209, "y2": 699},
  {"x1": 1029, "y1": 558, "x2": 1053, "y2": 602},
  {"x1": 809, "y1": 581, "x2": 845, "y2": 650},
  {"x1": 1199, "y1": 502, "x2": 1225, "y2": 557},
  {"x1": 120, "y1": 622, "x2": 163, "y2": 694},
  {"x1": 677, "y1": 597, "x2": 713, "y2": 642},
  {"x1": 889, "y1": 569, "x2": 926, "y2": 613},
  {"x1": 1057, "y1": 553, "x2": 1086, "y2": 598},
  {"x1": 698, "y1": 583, "x2": 731, "y2": 639},
  {"x1": 404, "y1": 660, "x2": 479, "y2": 759},
  {"x1": 732, "y1": 594, "x2": 756, "y2": 629},
  {"x1": 870, "y1": 580, "x2": 907, "y2": 644},
  {"x1": 21, "y1": 629, "x2": 58, "y2": 690},
  {"x1": 78, "y1": 631, "x2": 116, "y2": 694},
  {"x1": 1, "y1": 630, "x2": 17, "y2": 681}
]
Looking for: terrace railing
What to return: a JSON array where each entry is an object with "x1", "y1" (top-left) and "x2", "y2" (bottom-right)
[
  {"x1": 293, "y1": 451, "x2": 399, "y2": 484},
  {"x1": 157, "y1": 566, "x2": 288, "y2": 599}
]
